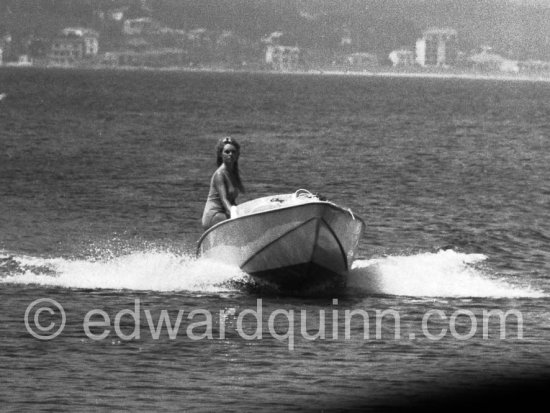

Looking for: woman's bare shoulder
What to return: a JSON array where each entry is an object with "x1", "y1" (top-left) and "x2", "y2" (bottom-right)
[{"x1": 213, "y1": 166, "x2": 227, "y2": 182}]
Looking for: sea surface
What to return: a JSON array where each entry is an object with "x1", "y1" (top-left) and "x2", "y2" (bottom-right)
[{"x1": 0, "y1": 68, "x2": 549, "y2": 411}]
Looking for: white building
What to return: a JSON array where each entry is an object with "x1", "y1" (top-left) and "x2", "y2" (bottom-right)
[
  {"x1": 266, "y1": 45, "x2": 300, "y2": 71},
  {"x1": 346, "y1": 52, "x2": 378, "y2": 70},
  {"x1": 262, "y1": 31, "x2": 284, "y2": 45},
  {"x1": 49, "y1": 28, "x2": 99, "y2": 66},
  {"x1": 469, "y1": 50, "x2": 519, "y2": 73},
  {"x1": 416, "y1": 28, "x2": 458, "y2": 67},
  {"x1": 108, "y1": 8, "x2": 127, "y2": 21},
  {"x1": 123, "y1": 18, "x2": 153, "y2": 35},
  {"x1": 5, "y1": 55, "x2": 33, "y2": 67},
  {"x1": 389, "y1": 49, "x2": 415, "y2": 67},
  {"x1": 60, "y1": 27, "x2": 99, "y2": 55}
]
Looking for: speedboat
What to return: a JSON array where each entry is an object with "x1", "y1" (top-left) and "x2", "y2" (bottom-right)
[{"x1": 197, "y1": 189, "x2": 365, "y2": 293}]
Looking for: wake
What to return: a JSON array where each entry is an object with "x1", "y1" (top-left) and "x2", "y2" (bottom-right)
[
  {"x1": 349, "y1": 249, "x2": 545, "y2": 298},
  {"x1": 1, "y1": 249, "x2": 545, "y2": 298},
  {"x1": 0, "y1": 251, "x2": 249, "y2": 293}
]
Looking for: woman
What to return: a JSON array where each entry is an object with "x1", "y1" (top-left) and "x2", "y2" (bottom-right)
[{"x1": 201, "y1": 137, "x2": 245, "y2": 230}]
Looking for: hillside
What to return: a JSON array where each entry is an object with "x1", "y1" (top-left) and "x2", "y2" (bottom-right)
[{"x1": 1, "y1": 0, "x2": 550, "y2": 60}]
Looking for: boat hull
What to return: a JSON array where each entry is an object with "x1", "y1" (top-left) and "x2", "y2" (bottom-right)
[{"x1": 197, "y1": 201, "x2": 364, "y2": 292}]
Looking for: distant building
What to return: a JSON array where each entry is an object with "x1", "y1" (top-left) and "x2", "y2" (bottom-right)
[
  {"x1": 49, "y1": 28, "x2": 99, "y2": 66},
  {"x1": 187, "y1": 28, "x2": 212, "y2": 48},
  {"x1": 389, "y1": 49, "x2": 415, "y2": 67},
  {"x1": 262, "y1": 32, "x2": 284, "y2": 45},
  {"x1": 125, "y1": 37, "x2": 149, "y2": 52},
  {"x1": 28, "y1": 38, "x2": 49, "y2": 59},
  {"x1": 102, "y1": 48, "x2": 188, "y2": 68},
  {"x1": 341, "y1": 36, "x2": 352, "y2": 46},
  {"x1": 519, "y1": 59, "x2": 550, "y2": 74},
  {"x1": 469, "y1": 49, "x2": 519, "y2": 73},
  {"x1": 266, "y1": 45, "x2": 300, "y2": 71},
  {"x1": 1, "y1": 34, "x2": 11, "y2": 62},
  {"x1": 123, "y1": 18, "x2": 153, "y2": 35},
  {"x1": 50, "y1": 38, "x2": 85, "y2": 66},
  {"x1": 60, "y1": 28, "x2": 99, "y2": 55},
  {"x1": 416, "y1": 28, "x2": 457, "y2": 67},
  {"x1": 5, "y1": 55, "x2": 33, "y2": 67},
  {"x1": 108, "y1": 7, "x2": 127, "y2": 21}
]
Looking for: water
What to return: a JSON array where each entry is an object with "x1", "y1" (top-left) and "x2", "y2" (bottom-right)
[{"x1": 1, "y1": 68, "x2": 549, "y2": 411}]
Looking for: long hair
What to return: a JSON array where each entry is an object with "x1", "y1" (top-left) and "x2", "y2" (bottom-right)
[{"x1": 216, "y1": 137, "x2": 245, "y2": 193}]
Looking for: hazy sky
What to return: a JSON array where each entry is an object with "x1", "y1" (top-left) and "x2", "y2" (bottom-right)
[{"x1": 506, "y1": 0, "x2": 550, "y2": 5}]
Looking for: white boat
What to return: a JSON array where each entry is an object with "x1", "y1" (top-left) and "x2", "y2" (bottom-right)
[{"x1": 197, "y1": 189, "x2": 365, "y2": 293}]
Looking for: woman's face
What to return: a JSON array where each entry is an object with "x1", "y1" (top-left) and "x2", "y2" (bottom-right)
[{"x1": 222, "y1": 143, "x2": 238, "y2": 166}]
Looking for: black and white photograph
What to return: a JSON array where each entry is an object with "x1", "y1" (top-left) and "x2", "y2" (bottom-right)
[{"x1": 1, "y1": 1, "x2": 549, "y2": 411}]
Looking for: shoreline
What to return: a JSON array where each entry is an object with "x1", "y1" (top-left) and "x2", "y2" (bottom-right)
[{"x1": 3, "y1": 63, "x2": 550, "y2": 83}]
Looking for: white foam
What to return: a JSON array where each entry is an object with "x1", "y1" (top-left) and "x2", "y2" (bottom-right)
[
  {"x1": 1, "y1": 252, "x2": 248, "y2": 292},
  {"x1": 2, "y1": 249, "x2": 545, "y2": 298},
  {"x1": 347, "y1": 249, "x2": 545, "y2": 298}
]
